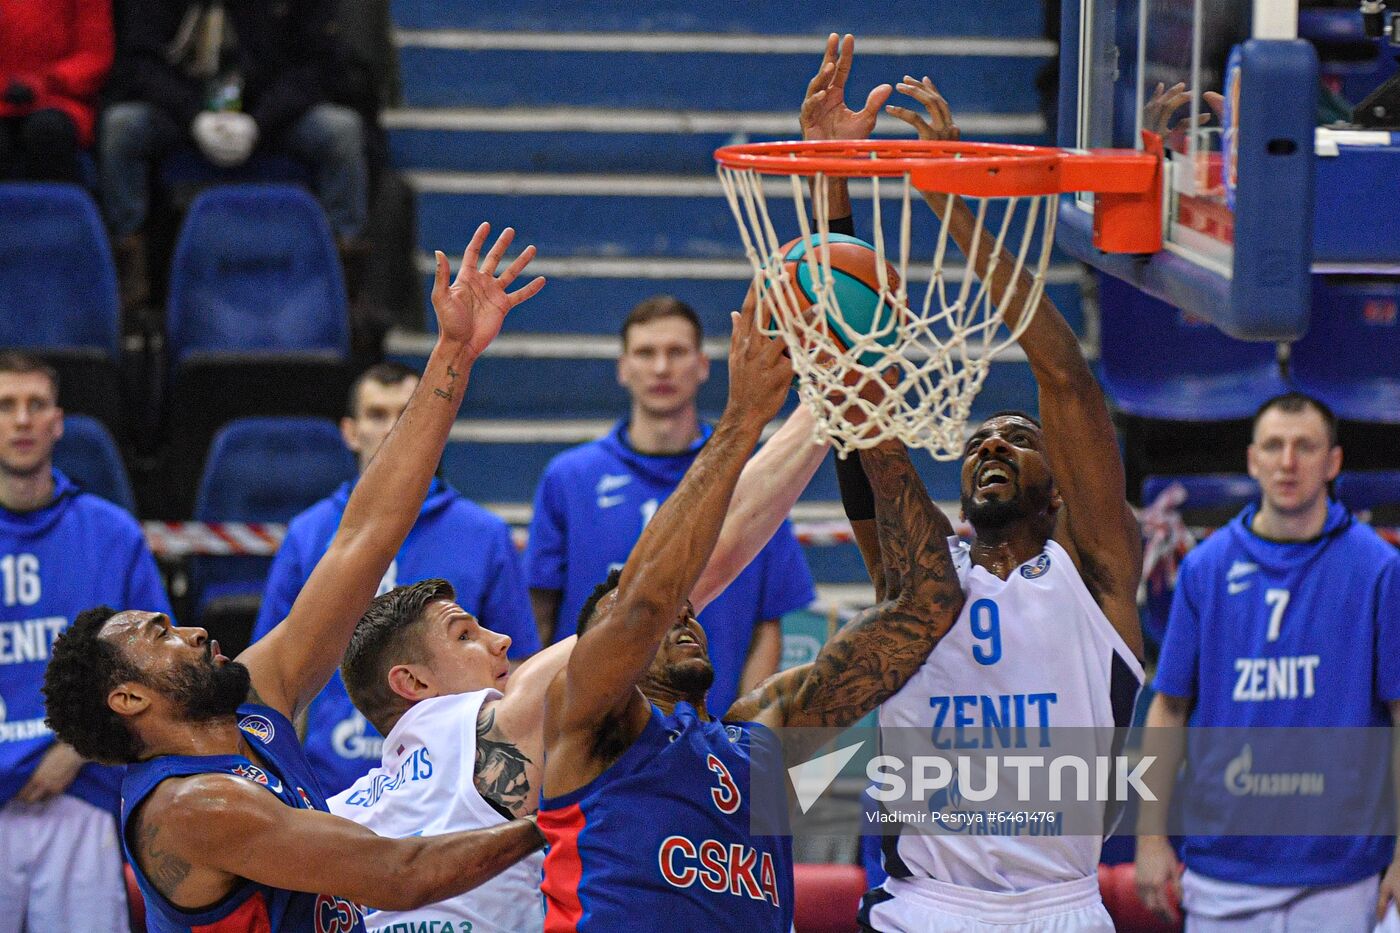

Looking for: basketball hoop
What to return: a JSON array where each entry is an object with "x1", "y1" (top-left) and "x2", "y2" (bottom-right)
[{"x1": 715, "y1": 138, "x2": 1162, "y2": 459}]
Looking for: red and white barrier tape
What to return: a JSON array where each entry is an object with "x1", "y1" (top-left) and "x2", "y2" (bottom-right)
[
  {"x1": 142, "y1": 518, "x2": 1400, "y2": 559},
  {"x1": 143, "y1": 521, "x2": 287, "y2": 558},
  {"x1": 142, "y1": 520, "x2": 867, "y2": 556}
]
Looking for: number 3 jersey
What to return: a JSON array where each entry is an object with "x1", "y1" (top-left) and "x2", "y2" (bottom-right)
[
  {"x1": 538, "y1": 701, "x2": 794, "y2": 933},
  {"x1": 873, "y1": 538, "x2": 1144, "y2": 893}
]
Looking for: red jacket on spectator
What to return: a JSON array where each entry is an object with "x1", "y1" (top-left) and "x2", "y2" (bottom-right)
[{"x1": 0, "y1": 0, "x2": 115, "y2": 146}]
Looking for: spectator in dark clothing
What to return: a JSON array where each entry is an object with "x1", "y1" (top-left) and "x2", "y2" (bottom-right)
[
  {"x1": 0, "y1": 0, "x2": 114, "y2": 183},
  {"x1": 100, "y1": 0, "x2": 367, "y2": 310}
]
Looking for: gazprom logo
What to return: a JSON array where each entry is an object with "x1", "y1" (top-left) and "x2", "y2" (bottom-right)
[
  {"x1": 238, "y1": 714, "x2": 276, "y2": 744},
  {"x1": 1020, "y1": 554, "x2": 1051, "y2": 579}
]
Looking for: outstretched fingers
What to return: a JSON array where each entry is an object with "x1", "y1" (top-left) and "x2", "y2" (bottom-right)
[
  {"x1": 885, "y1": 104, "x2": 929, "y2": 137},
  {"x1": 507, "y1": 274, "x2": 547, "y2": 309},
  {"x1": 805, "y1": 34, "x2": 839, "y2": 98},
  {"x1": 498, "y1": 242, "x2": 536, "y2": 288},
  {"x1": 891, "y1": 76, "x2": 958, "y2": 140},
  {"x1": 859, "y1": 83, "x2": 893, "y2": 122},
  {"x1": 832, "y1": 34, "x2": 855, "y2": 90},
  {"x1": 457, "y1": 222, "x2": 491, "y2": 286},
  {"x1": 480, "y1": 226, "x2": 516, "y2": 276},
  {"x1": 431, "y1": 249, "x2": 451, "y2": 300}
]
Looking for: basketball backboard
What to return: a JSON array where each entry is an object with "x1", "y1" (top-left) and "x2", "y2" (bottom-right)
[{"x1": 1058, "y1": 0, "x2": 1320, "y2": 339}]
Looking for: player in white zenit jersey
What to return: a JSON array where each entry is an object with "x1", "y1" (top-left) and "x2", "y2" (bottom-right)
[
  {"x1": 324, "y1": 297, "x2": 832, "y2": 932},
  {"x1": 800, "y1": 36, "x2": 1146, "y2": 932}
]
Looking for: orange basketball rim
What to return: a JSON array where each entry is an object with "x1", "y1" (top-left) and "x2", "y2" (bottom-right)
[{"x1": 714, "y1": 135, "x2": 1164, "y2": 254}]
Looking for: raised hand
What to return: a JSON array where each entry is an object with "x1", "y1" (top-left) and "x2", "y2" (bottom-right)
[
  {"x1": 801, "y1": 33, "x2": 892, "y2": 142},
  {"x1": 725, "y1": 286, "x2": 793, "y2": 428},
  {"x1": 431, "y1": 222, "x2": 546, "y2": 359},
  {"x1": 1143, "y1": 82, "x2": 1223, "y2": 137},
  {"x1": 887, "y1": 76, "x2": 961, "y2": 142}
]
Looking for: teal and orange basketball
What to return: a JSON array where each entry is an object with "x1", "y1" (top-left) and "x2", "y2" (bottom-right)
[{"x1": 778, "y1": 233, "x2": 903, "y2": 368}]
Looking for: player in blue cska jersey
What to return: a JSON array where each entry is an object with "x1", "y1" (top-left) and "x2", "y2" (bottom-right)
[{"x1": 43, "y1": 224, "x2": 548, "y2": 933}]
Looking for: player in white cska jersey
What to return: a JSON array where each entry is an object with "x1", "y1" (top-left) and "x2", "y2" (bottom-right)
[{"x1": 800, "y1": 36, "x2": 1146, "y2": 932}]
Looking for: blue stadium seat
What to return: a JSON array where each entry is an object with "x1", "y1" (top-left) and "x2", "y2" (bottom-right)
[
  {"x1": 167, "y1": 184, "x2": 348, "y2": 366},
  {"x1": 1099, "y1": 275, "x2": 1287, "y2": 420},
  {"x1": 190, "y1": 418, "x2": 356, "y2": 646},
  {"x1": 1290, "y1": 278, "x2": 1400, "y2": 423},
  {"x1": 0, "y1": 183, "x2": 124, "y2": 434},
  {"x1": 53, "y1": 415, "x2": 136, "y2": 513},
  {"x1": 159, "y1": 148, "x2": 311, "y2": 190},
  {"x1": 1336, "y1": 470, "x2": 1400, "y2": 524},
  {"x1": 160, "y1": 185, "x2": 353, "y2": 517},
  {"x1": 0, "y1": 184, "x2": 118, "y2": 353}
]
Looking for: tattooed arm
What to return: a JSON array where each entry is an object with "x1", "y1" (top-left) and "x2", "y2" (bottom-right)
[
  {"x1": 239, "y1": 224, "x2": 546, "y2": 719},
  {"x1": 734, "y1": 440, "x2": 963, "y2": 730},
  {"x1": 475, "y1": 706, "x2": 533, "y2": 817},
  {"x1": 470, "y1": 635, "x2": 578, "y2": 818}
]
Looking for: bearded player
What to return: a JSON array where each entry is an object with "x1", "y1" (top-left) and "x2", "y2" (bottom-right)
[
  {"x1": 42, "y1": 223, "x2": 547, "y2": 931},
  {"x1": 536, "y1": 290, "x2": 966, "y2": 931},
  {"x1": 799, "y1": 35, "x2": 1145, "y2": 931}
]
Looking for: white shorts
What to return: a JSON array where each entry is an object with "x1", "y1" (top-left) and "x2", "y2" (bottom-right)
[
  {"x1": 1182, "y1": 868, "x2": 1379, "y2": 933},
  {"x1": 861, "y1": 874, "x2": 1113, "y2": 932},
  {"x1": 0, "y1": 794, "x2": 128, "y2": 933}
]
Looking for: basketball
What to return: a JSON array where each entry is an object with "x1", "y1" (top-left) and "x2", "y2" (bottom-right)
[{"x1": 776, "y1": 233, "x2": 903, "y2": 367}]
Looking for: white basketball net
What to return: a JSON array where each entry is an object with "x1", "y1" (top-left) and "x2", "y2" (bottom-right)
[{"x1": 717, "y1": 166, "x2": 1055, "y2": 460}]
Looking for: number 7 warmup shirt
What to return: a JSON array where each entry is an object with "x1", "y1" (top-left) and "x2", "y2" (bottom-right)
[{"x1": 1154, "y1": 499, "x2": 1400, "y2": 887}]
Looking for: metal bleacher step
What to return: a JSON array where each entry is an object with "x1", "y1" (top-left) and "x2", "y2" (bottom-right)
[
  {"x1": 476, "y1": 487, "x2": 959, "y2": 595},
  {"x1": 390, "y1": 0, "x2": 1048, "y2": 38},
  {"x1": 385, "y1": 107, "x2": 1048, "y2": 174},
  {"x1": 484, "y1": 498, "x2": 876, "y2": 590},
  {"x1": 395, "y1": 31, "x2": 1051, "y2": 114},
  {"x1": 431, "y1": 405, "x2": 981, "y2": 505},
  {"x1": 408, "y1": 253, "x2": 1089, "y2": 338},
  {"x1": 386, "y1": 329, "x2": 1067, "y2": 422},
  {"x1": 411, "y1": 172, "x2": 1070, "y2": 265}
]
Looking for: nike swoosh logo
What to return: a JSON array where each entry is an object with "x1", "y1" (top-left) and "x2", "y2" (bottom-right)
[
  {"x1": 596, "y1": 474, "x2": 632, "y2": 495},
  {"x1": 1228, "y1": 581, "x2": 1252, "y2": 595},
  {"x1": 1227, "y1": 561, "x2": 1259, "y2": 581},
  {"x1": 597, "y1": 494, "x2": 626, "y2": 508}
]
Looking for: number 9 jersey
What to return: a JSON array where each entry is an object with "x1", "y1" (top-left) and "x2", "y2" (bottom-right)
[{"x1": 870, "y1": 538, "x2": 1143, "y2": 894}]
